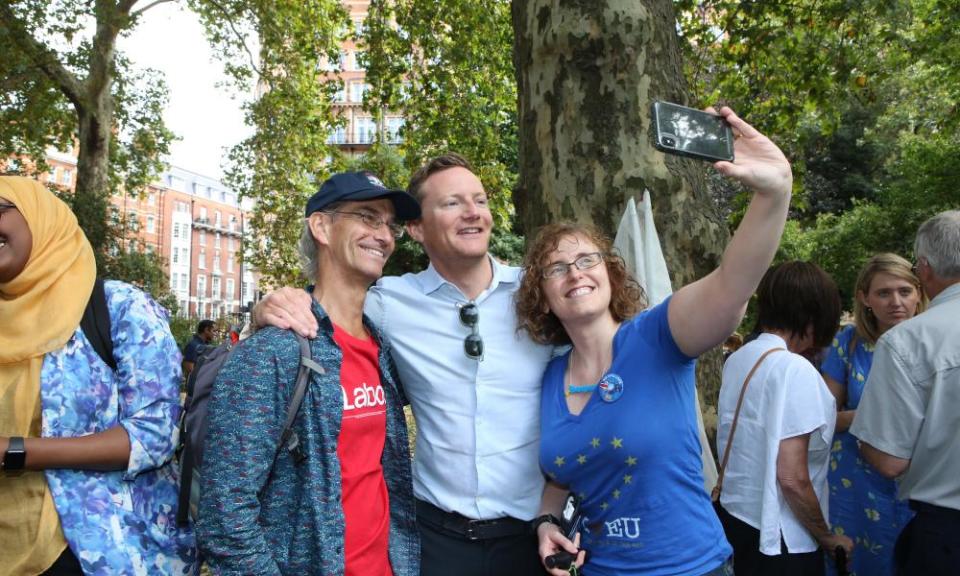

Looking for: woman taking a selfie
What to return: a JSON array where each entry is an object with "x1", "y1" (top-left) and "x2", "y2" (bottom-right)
[
  {"x1": 515, "y1": 107, "x2": 792, "y2": 576},
  {"x1": 0, "y1": 177, "x2": 196, "y2": 575}
]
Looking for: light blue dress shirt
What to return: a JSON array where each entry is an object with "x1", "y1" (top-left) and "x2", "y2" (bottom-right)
[{"x1": 365, "y1": 256, "x2": 553, "y2": 521}]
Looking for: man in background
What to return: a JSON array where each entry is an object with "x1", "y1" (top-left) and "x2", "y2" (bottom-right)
[
  {"x1": 852, "y1": 210, "x2": 960, "y2": 576},
  {"x1": 181, "y1": 319, "x2": 215, "y2": 378}
]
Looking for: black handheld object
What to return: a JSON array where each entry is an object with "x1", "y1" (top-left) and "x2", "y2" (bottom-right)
[
  {"x1": 834, "y1": 545, "x2": 849, "y2": 576},
  {"x1": 545, "y1": 550, "x2": 576, "y2": 570},
  {"x1": 544, "y1": 493, "x2": 585, "y2": 571},
  {"x1": 652, "y1": 101, "x2": 735, "y2": 163}
]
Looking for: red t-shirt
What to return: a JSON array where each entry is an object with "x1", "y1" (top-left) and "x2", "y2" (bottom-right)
[{"x1": 333, "y1": 324, "x2": 393, "y2": 576}]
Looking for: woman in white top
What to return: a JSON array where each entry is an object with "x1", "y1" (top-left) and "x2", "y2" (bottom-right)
[{"x1": 715, "y1": 261, "x2": 852, "y2": 575}]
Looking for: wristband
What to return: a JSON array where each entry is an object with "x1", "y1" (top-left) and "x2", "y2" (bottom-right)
[{"x1": 531, "y1": 513, "x2": 561, "y2": 534}]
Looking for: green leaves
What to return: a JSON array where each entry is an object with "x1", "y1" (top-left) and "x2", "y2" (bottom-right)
[
  {"x1": 365, "y1": 0, "x2": 517, "y2": 226},
  {"x1": 196, "y1": 0, "x2": 349, "y2": 287}
]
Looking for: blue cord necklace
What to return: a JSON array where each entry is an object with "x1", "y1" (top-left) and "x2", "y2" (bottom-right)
[{"x1": 564, "y1": 351, "x2": 610, "y2": 397}]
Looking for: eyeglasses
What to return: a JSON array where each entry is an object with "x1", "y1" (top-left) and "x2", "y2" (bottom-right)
[
  {"x1": 323, "y1": 210, "x2": 405, "y2": 239},
  {"x1": 541, "y1": 252, "x2": 604, "y2": 279},
  {"x1": 459, "y1": 302, "x2": 484, "y2": 361},
  {"x1": 0, "y1": 202, "x2": 16, "y2": 222}
]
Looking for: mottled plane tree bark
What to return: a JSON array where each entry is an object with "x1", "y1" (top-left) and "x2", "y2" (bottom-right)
[{"x1": 512, "y1": 0, "x2": 731, "y2": 413}]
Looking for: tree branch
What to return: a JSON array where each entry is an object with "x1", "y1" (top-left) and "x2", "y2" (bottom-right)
[
  {"x1": 0, "y1": 3, "x2": 85, "y2": 108},
  {"x1": 129, "y1": 0, "x2": 178, "y2": 18},
  {"x1": 202, "y1": 0, "x2": 263, "y2": 77}
]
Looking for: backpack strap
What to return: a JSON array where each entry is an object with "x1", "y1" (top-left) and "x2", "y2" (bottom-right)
[
  {"x1": 712, "y1": 346, "x2": 785, "y2": 503},
  {"x1": 278, "y1": 334, "x2": 325, "y2": 464},
  {"x1": 80, "y1": 278, "x2": 117, "y2": 372}
]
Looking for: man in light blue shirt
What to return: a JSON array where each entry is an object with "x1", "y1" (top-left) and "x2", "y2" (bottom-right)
[{"x1": 257, "y1": 154, "x2": 553, "y2": 576}]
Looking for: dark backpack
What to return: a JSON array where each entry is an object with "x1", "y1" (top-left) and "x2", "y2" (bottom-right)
[
  {"x1": 175, "y1": 332, "x2": 324, "y2": 525},
  {"x1": 80, "y1": 278, "x2": 117, "y2": 371}
]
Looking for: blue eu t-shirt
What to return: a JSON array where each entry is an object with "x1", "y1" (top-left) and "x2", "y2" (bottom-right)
[{"x1": 539, "y1": 299, "x2": 731, "y2": 575}]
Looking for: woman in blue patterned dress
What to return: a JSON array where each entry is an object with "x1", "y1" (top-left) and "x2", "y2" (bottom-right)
[
  {"x1": 822, "y1": 253, "x2": 927, "y2": 576},
  {"x1": 0, "y1": 177, "x2": 196, "y2": 575}
]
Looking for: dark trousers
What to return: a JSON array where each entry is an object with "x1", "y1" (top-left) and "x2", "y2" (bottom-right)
[
  {"x1": 894, "y1": 500, "x2": 960, "y2": 576},
  {"x1": 417, "y1": 500, "x2": 548, "y2": 576},
  {"x1": 41, "y1": 547, "x2": 84, "y2": 576},
  {"x1": 716, "y1": 503, "x2": 824, "y2": 576}
]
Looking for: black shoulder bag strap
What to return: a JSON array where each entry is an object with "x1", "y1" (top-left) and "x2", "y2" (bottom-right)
[
  {"x1": 277, "y1": 333, "x2": 326, "y2": 464},
  {"x1": 80, "y1": 278, "x2": 118, "y2": 371}
]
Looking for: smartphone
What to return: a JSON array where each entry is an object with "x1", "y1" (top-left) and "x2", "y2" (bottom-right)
[
  {"x1": 652, "y1": 101, "x2": 734, "y2": 163},
  {"x1": 544, "y1": 493, "x2": 586, "y2": 570}
]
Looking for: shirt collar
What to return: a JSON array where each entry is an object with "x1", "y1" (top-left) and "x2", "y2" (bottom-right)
[
  {"x1": 929, "y1": 281, "x2": 960, "y2": 309},
  {"x1": 419, "y1": 254, "x2": 520, "y2": 296},
  {"x1": 308, "y1": 286, "x2": 386, "y2": 346}
]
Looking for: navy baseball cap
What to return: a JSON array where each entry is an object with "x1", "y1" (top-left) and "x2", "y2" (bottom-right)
[{"x1": 305, "y1": 171, "x2": 420, "y2": 221}]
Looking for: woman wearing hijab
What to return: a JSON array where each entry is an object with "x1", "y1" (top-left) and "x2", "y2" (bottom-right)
[{"x1": 0, "y1": 177, "x2": 196, "y2": 575}]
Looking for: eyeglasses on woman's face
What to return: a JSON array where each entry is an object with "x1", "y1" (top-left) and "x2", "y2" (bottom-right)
[
  {"x1": 540, "y1": 252, "x2": 604, "y2": 280},
  {"x1": 322, "y1": 210, "x2": 405, "y2": 239}
]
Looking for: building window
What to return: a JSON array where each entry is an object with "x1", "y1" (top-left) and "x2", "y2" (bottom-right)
[
  {"x1": 328, "y1": 126, "x2": 347, "y2": 144},
  {"x1": 61, "y1": 169, "x2": 73, "y2": 185},
  {"x1": 180, "y1": 273, "x2": 188, "y2": 292},
  {"x1": 215, "y1": 233, "x2": 221, "y2": 249},
  {"x1": 333, "y1": 81, "x2": 345, "y2": 102},
  {"x1": 148, "y1": 193, "x2": 156, "y2": 206},
  {"x1": 199, "y1": 249, "x2": 206, "y2": 269},
  {"x1": 199, "y1": 231, "x2": 206, "y2": 246},
  {"x1": 227, "y1": 256, "x2": 234, "y2": 273},
  {"x1": 386, "y1": 117, "x2": 405, "y2": 143},
  {"x1": 172, "y1": 222, "x2": 180, "y2": 239},
  {"x1": 356, "y1": 117, "x2": 377, "y2": 144},
  {"x1": 214, "y1": 250, "x2": 221, "y2": 273},
  {"x1": 228, "y1": 238, "x2": 235, "y2": 251},
  {"x1": 211, "y1": 277, "x2": 221, "y2": 300},
  {"x1": 199, "y1": 206, "x2": 207, "y2": 220},
  {"x1": 215, "y1": 211, "x2": 222, "y2": 227},
  {"x1": 181, "y1": 247, "x2": 189, "y2": 263},
  {"x1": 146, "y1": 215, "x2": 155, "y2": 233},
  {"x1": 226, "y1": 278, "x2": 235, "y2": 300},
  {"x1": 353, "y1": 50, "x2": 365, "y2": 71},
  {"x1": 197, "y1": 274, "x2": 206, "y2": 297},
  {"x1": 349, "y1": 81, "x2": 369, "y2": 103}
]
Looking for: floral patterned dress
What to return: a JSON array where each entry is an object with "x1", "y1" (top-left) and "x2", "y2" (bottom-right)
[
  {"x1": 41, "y1": 281, "x2": 197, "y2": 575},
  {"x1": 822, "y1": 324, "x2": 912, "y2": 576}
]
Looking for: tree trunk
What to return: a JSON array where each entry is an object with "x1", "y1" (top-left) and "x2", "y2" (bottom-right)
[
  {"x1": 512, "y1": 0, "x2": 729, "y2": 424},
  {"x1": 74, "y1": 99, "x2": 113, "y2": 263},
  {"x1": 72, "y1": 1, "x2": 120, "y2": 263}
]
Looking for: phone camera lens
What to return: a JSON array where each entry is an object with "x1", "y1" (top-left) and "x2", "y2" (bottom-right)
[{"x1": 662, "y1": 136, "x2": 676, "y2": 147}]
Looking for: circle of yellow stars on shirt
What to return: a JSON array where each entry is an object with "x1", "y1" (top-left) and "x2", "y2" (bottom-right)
[{"x1": 548, "y1": 438, "x2": 639, "y2": 497}]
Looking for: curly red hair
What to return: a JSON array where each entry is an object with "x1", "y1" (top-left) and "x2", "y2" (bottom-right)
[{"x1": 516, "y1": 222, "x2": 646, "y2": 345}]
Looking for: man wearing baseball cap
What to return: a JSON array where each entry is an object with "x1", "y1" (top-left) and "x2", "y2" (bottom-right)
[{"x1": 197, "y1": 172, "x2": 420, "y2": 576}]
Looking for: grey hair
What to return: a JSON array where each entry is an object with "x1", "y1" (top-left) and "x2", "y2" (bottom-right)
[
  {"x1": 299, "y1": 218, "x2": 319, "y2": 283},
  {"x1": 915, "y1": 210, "x2": 960, "y2": 279}
]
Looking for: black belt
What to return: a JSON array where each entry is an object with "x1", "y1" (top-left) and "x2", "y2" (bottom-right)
[
  {"x1": 416, "y1": 499, "x2": 532, "y2": 540},
  {"x1": 909, "y1": 500, "x2": 960, "y2": 523}
]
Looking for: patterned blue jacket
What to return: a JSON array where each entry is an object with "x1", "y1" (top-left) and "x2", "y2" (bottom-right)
[
  {"x1": 41, "y1": 280, "x2": 197, "y2": 575},
  {"x1": 196, "y1": 297, "x2": 419, "y2": 576}
]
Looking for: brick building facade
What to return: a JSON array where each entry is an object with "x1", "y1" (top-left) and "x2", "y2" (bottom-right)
[
  {"x1": 326, "y1": 0, "x2": 405, "y2": 155},
  {"x1": 37, "y1": 152, "x2": 258, "y2": 320}
]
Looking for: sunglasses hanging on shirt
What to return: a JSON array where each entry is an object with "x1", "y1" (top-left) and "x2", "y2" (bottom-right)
[{"x1": 458, "y1": 302, "x2": 484, "y2": 361}]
